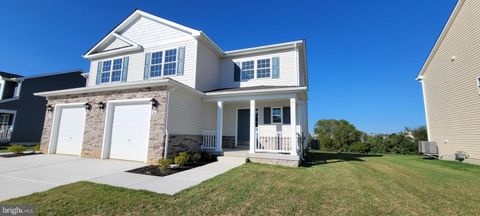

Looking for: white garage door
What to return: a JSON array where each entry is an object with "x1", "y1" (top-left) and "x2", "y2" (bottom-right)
[
  {"x1": 55, "y1": 107, "x2": 86, "y2": 155},
  {"x1": 109, "y1": 103, "x2": 151, "y2": 162}
]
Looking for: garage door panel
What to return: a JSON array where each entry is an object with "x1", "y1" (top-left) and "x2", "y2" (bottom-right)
[
  {"x1": 55, "y1": 107, "x2": 86, "y2": 155},
  {"x1": 109, "y1": 103, "x2": 151, "y2": 162}
]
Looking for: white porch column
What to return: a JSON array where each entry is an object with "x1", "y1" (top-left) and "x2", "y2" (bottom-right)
[
  {"x1": 216, "y1": 101, "x2": 223, "y2": 152},
  {"x1": 249, "y1": 100, "x2": 256, "y2": 153},
  {"x1": 290, "y1": 97, "x2": 298, "y2": 156}
]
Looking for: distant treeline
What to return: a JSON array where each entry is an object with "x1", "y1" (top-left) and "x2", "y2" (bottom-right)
[{"x1": 310, "y1": 119, "x2": 427, "y2": 154}]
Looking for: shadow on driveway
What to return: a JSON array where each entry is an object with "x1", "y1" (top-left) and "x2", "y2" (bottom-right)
[{"x1": 302, "y1": 151, "x2": 383, "y2": 167}]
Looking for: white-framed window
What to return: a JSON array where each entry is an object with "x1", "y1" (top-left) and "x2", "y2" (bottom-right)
[
  {"x1": 241, "y1": 61, "x2": 254, "y2": 80},
  {"x1": 164, "y1": 49, "x2": 177, "y2": 76},
  {"x1": 150, "y1": 48, "x2": 178, "y2": 77},
  {"x1": 256, "y1": 58, "x2": 271, "y2": 78},
  {"x1": 271, "y1": 107, "x2": 282, "y2": 124},
  {"x1": 100, "y1": 58, "x2": 123, "y2": 83},
  {"x1": 150, "y1": 51, "x2": 163, "y2": 77}
]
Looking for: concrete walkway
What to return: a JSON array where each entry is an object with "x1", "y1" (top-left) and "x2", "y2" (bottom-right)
[
  {"x1": 0, "y1": 154, "x2": 245, "y2": 201},
  {"x1": 89, "y1": 157, "x2": 245, "y2": 195}
]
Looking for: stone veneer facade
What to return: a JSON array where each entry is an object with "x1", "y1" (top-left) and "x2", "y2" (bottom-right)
[{"x1": 39, "y1": 86, "x2": 168, "y2": 164}]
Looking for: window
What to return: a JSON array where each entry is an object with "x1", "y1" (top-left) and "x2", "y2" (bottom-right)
[
  {"x1": 150, "y1": 51, "x2": 163, "y2": 77},
  {"x1": 256, "y1": 59, "x2": 271, "y2": 78},
  {"x1": 111, "y1": 59, "x2": 123, "y2": 82},
  {"x1": 241, "y1": 61, "x2": 254, "y2": 80},
  {"x1": 0, "y1": 114, "x2": 10, "y2": 127},
  {"x1": 101, "y1": 61, "x2": 111, "y2": 83},
  {"x1": 100, "y1": 58, "x2": 123, "y2": 83},
  {"x1": 272, "y1": 107, "x2": 282, "y2": 124},
  {"x1": 150, "y1": 48, "x2": 178, "y2": 77},
  {"x1": 163, "y1": 49, "x2": 177, "y2": 76}
]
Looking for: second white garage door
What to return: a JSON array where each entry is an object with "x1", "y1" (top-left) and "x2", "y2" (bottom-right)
[{"x1": 108, "y1": 103, "x2": 151, "y2": 162}]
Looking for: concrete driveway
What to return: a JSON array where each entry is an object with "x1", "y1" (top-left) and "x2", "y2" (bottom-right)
[{"x1": 0, "y1": 154, "x2": 144, "y2": 201}]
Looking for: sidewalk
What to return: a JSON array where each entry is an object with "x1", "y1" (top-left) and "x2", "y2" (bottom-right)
[{"x1": 89, "y1": 158, "x2": 245, "y2": 195}]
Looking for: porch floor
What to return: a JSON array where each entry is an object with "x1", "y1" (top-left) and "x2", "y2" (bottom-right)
[{"x1": 221, "y1": 148, "x2": 300, "y2": 161}]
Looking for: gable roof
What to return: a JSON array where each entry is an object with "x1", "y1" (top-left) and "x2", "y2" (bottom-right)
[
  {"x1": 83, "y1": 10, "x2": 307, "y2": 60},
  {"x1": 416, "y1": 0, "x2": 465, "y2": 80},
  {"x1": 83, "y1": 9, "x2": 223, "y2": 59}
]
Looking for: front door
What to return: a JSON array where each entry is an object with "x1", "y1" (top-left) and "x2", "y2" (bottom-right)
[
  {"x1": 237, "y1": 109, "x2": 250, "y2": 146},
  {"x1": 237, "y1": 109, "x2": 258, "y2": 146}
]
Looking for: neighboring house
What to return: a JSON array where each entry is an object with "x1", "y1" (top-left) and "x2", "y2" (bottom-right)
[
  {"x1": 0, "y1": 70, "x2": 86, "y2": 144},
  {"x1": 36, "y1": 10, "x2": 308, "y2": 167},
  {"x1": 417, "y1": 0, "x2": 479, "y2": 164}
]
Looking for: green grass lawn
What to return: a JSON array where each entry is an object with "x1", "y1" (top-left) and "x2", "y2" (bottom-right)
[{"x1": 3, "y1": 151, "x2": 480, "y2": 215}]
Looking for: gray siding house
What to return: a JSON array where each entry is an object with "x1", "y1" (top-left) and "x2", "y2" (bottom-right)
[{"x1": 0, "y1": 70, "x2": 86, "y2": 144}]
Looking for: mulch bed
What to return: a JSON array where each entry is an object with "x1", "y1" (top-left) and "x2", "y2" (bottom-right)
[
  {"x1": 0, "y1": 152, "x2": 39, "y2": 158},
  {"x1": 127, "y1": 161, "x2": 215, "y2": 177}
]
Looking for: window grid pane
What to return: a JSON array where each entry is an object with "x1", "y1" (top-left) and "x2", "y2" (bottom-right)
[
  {"x1": 150, "y1": 51, "x2": 163, "y2": 77},
  {"x1": 150, "y1": 65, "x2": 162, "y2": 77},
  {"x1": 101, "y1": 61, "x2": 111, "y2": 83},
  {"x1": 151, "y1": 52, "x2": 163, "y2": 65},
  {"x1": 164, "y1": 63, "x2": 176, "y2": 75},
  {"x1": 241, "y1": 61, "x2": 254, "y2": 80},
  {"x1": 272, "y1": 108, "x2": 282, "y2": 123},
  {"x1": 257, "y1": 59, "x2": 271, "y2": 78},
  {"x1": 111, "y1": 59, "x2": 123, "y2": 82}
]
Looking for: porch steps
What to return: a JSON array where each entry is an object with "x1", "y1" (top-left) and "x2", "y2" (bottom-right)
[{"x1": 217, "y1": 156, "x2": 248, "y2": 164}]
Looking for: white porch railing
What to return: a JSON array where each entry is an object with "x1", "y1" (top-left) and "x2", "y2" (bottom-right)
[
  {"x1": 255, "y1": 132, "x2": 291, "y2": 153},
  {"x1": 201, "y1": 130, "x2": 216, "y2": 150},
  {"x1": 0, "y1": 125, "x2": 12, "y2": 140}
]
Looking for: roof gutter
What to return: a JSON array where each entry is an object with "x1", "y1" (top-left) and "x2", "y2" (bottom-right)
[
  {"x1": 205, "y1": 86, "x2": 307, "y2": 97},
  {"x1": 35, "y1": 79, "x2": 173, "y2": 97}
]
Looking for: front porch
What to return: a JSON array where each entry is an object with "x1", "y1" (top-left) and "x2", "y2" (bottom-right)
[{"x1": 199, "y1": 94, "x2": 308, "y2": 166}]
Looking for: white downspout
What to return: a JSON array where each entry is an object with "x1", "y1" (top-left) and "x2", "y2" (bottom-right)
[{"x1": 163, "y1": 89, "x2": 172, "y2": 159}]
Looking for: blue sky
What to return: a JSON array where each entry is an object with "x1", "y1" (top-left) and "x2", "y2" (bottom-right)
[{"x1": 0, "y1": 0, "x2": 457, "y2": 134}]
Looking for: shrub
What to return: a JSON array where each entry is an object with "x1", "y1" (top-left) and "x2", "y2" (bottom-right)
[
  {"x1": 191, "y1": 152, "x2": 201, "y2": 164},
  {"x1": 174, "y1": 152, "x2": 190, "y2": 166},
  {"x1": 8, "y1": 145, "x2": 26, "y2": 154},
  {"x1": 158, "y1": 158, "x2": 173, "y2": 172},
  {"x1": 33, "y1": 144, "x2": 40, "y2": 151}
]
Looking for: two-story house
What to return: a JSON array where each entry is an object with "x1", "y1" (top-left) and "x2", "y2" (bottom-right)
[
  {"x1": 0, "y1": 70, "x2": 86, "y2": 144},
  {"x1": 36, "y1": 10, "x2": 309, "y2": 166}
]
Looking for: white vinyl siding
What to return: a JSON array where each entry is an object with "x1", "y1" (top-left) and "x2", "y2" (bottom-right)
[
  {"x1": 167, "y1": 88, "x2": 203, "y2": 135},
  {"x1": 421, "y1": 0, "x2": 480, "y2": 164},
  {"x1": 103, "y1": 38, "x2": 130, "y2": 52},
  {"x1": 119, "y1": 16, "x2": 191, "y2": 48},
  {"x1": 89, "y1": 39, "x2": 198, "y2": 88},
  {"x1": 219, "y1": 48, "x2": 298, "y2": 88},
  {"x1": 195, "y1": 41, "x2": 220, "y2": 92},
  {"x1": 214, "y1": 100, "x2": 301, "y2": 137}
]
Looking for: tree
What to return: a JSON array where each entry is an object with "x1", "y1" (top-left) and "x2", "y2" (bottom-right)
[
  {"x1": 314, "y1": 119, "x2": 361, "y2": 152},
  {"x1": 411, "y1": 126, "x2": 428, "y2": 143}
]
